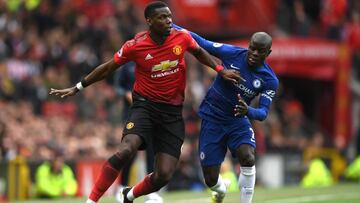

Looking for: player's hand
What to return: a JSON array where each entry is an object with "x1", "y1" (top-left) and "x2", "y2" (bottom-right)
[
  {"x1": 125, "y1": 91, "x2": 133, "y2": 105},
  {"x1": 219, "y1": 69, "x2": 245, "y2": 86},
  {"x1": 49, "y1": 86, "x2": 79, "y2": 98},
  {"x1": 234, "y1": 94, "x2": 248, "y2": 116}
]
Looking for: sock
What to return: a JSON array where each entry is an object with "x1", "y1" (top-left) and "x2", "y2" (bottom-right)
[
  {"x1": 85, "y1": 199, "x2": 96, "y2": 203},
  {"x1": 127, "y1": 173, "x2": 156, "y2": 201},
  {"x1": 210, "y1": 175, "x2": 227, "y2": 194},
  {"x1": 88, "y1": 161, "x2": 120, "y2": 202},
  {"x1": 238, "y1": 166, "x2": 256, "y2": 203}
]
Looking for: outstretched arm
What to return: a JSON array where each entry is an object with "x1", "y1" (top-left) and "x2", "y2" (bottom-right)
[
  {"x1": 173, "y1": 24, "x2": 240, "y2": 60},
  {"x1": 49, "y1": 59, "x2": 120, "y2": 98}
]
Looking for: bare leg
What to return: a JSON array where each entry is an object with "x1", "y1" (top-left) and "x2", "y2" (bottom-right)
[
  {"x1": 126, "y1": 152, "x2": 179, "y2": 200},
  {"x1": 87, "y1": 134, "x2": 142, "y2": 203}
]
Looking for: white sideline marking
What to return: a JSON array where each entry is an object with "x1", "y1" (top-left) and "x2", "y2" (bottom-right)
[
  {"x1": 172, "y1": 197, "x2": 209, "y2": 203},
  {"x1": 265, "y1": 192, "x2": 360, "y2": 203}
]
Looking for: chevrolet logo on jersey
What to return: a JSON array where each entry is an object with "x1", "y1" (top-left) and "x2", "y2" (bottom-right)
[{"x1": 152, "y1": 60, "x2": 179, "y2": 72}]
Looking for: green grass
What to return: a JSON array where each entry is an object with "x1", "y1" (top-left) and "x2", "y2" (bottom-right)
[{"x1": 10, "y1": 183, "x2": 360, "y2": 203}]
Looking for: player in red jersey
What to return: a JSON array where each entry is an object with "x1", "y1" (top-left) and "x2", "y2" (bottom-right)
[{"x1": 49, "y1": 2, "x2": 240, "y2": 203}]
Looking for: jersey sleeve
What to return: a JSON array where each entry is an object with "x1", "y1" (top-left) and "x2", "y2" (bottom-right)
[
  {"x1": 113, "y1": 40, "x2": 135, "y2": 66},
  {"x1": 173, "y1": 23, "x2": 240, "y2": 60},
  {"x1": 182, "y1": 30, "x2": 200, "y2": 52},
  {"x1": 246, "y1": 78, "x2": 279, "y2": 121}
]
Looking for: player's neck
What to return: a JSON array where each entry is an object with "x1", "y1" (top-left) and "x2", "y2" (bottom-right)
[{"x1": 149, "y1": 31, "x2": 167, "y2": 45}]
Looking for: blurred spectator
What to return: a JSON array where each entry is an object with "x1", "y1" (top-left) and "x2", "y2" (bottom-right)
[
  {"x1": 276, "y1": 0, "x2": 319, "y2": 37},
  {"x1": 343, "y1": 9, "x2": 360, "y2": 81},
  {"x1": 320, "y1": 0, "x2": 347, "y2": 40},
  {"x1": 0, "y1": 120, "x2": 6, "y2": 159},
  {"x1": 35, "y1": 148, "x2": 78, "y2": 198},
  {"x1": 281, "y1": 100, "x2": 318, "y2": 151},
  {"x1": 113, "y1": 62, "x2": 135, "y2": 122}
]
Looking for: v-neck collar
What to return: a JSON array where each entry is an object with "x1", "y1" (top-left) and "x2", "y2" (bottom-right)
[{"x1": 147, "y1": 30, "x2": 172, "y2": 46}]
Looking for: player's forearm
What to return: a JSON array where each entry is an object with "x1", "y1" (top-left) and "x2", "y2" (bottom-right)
[
  {"x1": 193, "y1": 48, "x2": 223, "y2": 72},
  {"x1": 246, "y1": 106, "x2": 268, "y2": 121},
  {"x1": 82, "y1": 59, "x2": 119, "y2": 87}
]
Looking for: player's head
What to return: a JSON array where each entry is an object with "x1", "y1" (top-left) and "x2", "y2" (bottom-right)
[
  {"x1": 247, "y1": 32, "x2": 272, "y2": 68},
  {"x1": 144, "y1": 1, "x2": 172, "y2": 36}
]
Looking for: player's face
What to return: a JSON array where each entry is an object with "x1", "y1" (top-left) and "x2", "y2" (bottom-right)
[
  {"x1": 247, "y1": 40, "x2": 271, "y2": 67},
  {"x1": 148, "y1": 7, "x2": 173, "y2": 36}
]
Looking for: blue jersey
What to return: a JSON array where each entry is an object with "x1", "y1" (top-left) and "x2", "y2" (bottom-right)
[{"x1": 173, "y1": 24, "x2": 279, "y2": 124}]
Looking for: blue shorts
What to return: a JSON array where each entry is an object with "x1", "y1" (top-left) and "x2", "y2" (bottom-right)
[{"x1": 198, "y1": 119, "x2": 256, "y2": 167}]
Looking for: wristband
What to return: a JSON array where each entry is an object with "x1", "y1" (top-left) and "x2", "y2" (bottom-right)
[
  {"x1": 76, "y1": 82, "x2": 84, "y2": 91},
  {"x1": 214, "y1": 65, "x2": 224, "y2": 72}
]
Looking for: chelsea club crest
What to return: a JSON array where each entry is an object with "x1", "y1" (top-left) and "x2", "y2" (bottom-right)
[{"x1": 253, "y1": 79, "x2": 261, "y2": 88}]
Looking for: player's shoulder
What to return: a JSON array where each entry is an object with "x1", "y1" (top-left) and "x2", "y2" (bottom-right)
[
  {"x1": 171, "y1": 27, "x2": 191, "y2": 38},
  {"x1": 262, "y1": 63, "x2": 279, "y2": 83},
  {"x1": 134, "y1": 31, "x2": 148, "y2": 40},
  {"x1": 172, "y1": 26, "x2": 189, "y2": 33},
  {"x1": 124, "y1": 31, "x2": 149, "y2": 48}
]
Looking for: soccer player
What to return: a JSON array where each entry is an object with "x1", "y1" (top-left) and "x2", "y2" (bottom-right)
[
  {"x1": 49, "y1": 2, "x2": 241, "y2": 203},
  {"x1": 113, "y1": 63, "x2": 162, "y2": 202},
  {"x1": 172, "y1": 24, "x2": 279, "y2": 203}
]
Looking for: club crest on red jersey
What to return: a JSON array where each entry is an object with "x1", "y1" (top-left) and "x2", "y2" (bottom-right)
[
  {"x1": 126, "y1": 122, "x2": 134, "y2": 129},
  {"x1": 173, "y1": 45, "x2": 182, "y2": 55}
]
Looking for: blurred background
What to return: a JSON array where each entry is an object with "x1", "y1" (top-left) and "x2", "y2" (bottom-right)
[{"x1": 0, "y1": 0, "x2": 359, "y2": 201}]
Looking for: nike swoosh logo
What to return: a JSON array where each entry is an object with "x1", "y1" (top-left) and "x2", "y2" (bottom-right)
[{"x1": 230, "y1": 64, "x2": 240, "y2": 69}]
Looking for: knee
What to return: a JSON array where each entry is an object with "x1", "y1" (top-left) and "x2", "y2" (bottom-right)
[
  {"x1": 152, "y1": 167, "x2": 174, "y2": 187},
  {"x1": 117, "y1": 135, "x2": 141, "y2": 160},
  {"x1": 204, "y1": 173, "x2": 218, "y2": 187},
  {"x1": 116, "y1": 143, "x2": 137, "y2": 162},
  {"x1": 239, "y1": 152, "x2": 255, "y2": 167}
]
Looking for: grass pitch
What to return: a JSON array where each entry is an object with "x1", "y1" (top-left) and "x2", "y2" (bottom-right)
[{"x1": 10, "y1": 183, "x2": 360, "y2": 203}]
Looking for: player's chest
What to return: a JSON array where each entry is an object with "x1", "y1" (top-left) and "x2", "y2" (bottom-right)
[
  {"x1": 236, "y1": 70, "x2": 265, "y2": 98},
  {"x1": 134, "y1": 43, "x2": 185, "y2": 72}
]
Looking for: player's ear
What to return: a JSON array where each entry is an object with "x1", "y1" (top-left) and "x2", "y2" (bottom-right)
[
  {"x1": 146, "y1": 18, "x2": 152, "y2": 26},
  {"x1": 267, "y1": 49, "x2": 272, "y2": 57}
]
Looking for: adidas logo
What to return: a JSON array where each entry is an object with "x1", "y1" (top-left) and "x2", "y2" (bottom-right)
[{"x1": 145, "y1": 53, "x2": 153, "y2": 60}]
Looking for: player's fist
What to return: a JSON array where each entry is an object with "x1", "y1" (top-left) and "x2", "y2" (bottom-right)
[
  {"x1": 234, "y1": 94, "x2": 248, "y2": 116},
  {"x1": 219, "y1": 69, "x2": 245, "y2": 86}
]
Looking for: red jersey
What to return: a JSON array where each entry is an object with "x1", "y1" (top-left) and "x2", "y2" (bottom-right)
[{"x1": 114, "y1": 29, "x2": 199, "y2": 105}]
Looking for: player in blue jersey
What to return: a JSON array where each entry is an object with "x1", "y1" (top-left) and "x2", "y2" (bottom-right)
[{"x1": 173, "y1": 24, "x2": 278, "y2": 203}]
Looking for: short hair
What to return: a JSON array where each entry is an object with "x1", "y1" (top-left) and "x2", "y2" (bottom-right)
[{"x1": 144, "y1": 1, "x2": 168, "y2": 19}]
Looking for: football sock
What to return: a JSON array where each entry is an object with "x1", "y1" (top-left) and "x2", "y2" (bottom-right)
[
  {"x1": 88, "y1": 161, "x2": 120, "y2": 202},
  {"x1": 85, "y1": 199, "x2": 96, "y2": 203},
  {"x1": 238, "y1": 166, "x2": 256, "y2": 203},
  {"x1": 210, "y1": 174, "x2": 227, "y2": 194},
  {"x1": 127, "y1": 173, "x2": 156, "y2": 201}
]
